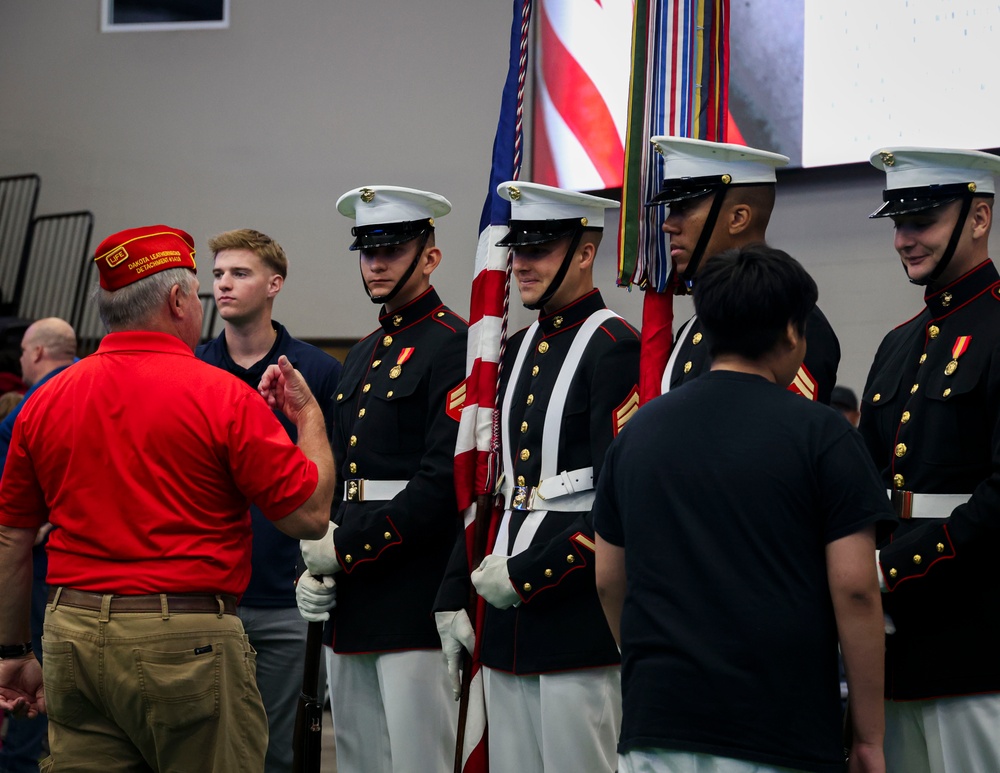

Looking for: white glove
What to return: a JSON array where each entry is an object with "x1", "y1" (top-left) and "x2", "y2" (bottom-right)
[
  {"x1": 434, "y1": 610, "x2": 476, "y2": 700},
  {"x1": 471, "y1": 554, "x2": 520, "y2": 610},
  {"x1": 875, "y1": 549, "x2": 887, "y2": 592},
  {"x1": 300, "y1": 521, "x2": 340, "y2": 575},
  {"x1": 295, "y1": 572, "x2": 337, "y2": 622}
]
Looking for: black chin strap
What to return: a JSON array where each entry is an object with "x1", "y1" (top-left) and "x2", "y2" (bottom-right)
[
  {"x1": 915, "y1": 196, "x2": 973, "y2": 288},
  {"x1": 361, "y1": 232, "x2": 430, "y2": 305},
  {"x1": 524, "y1": 229, "x2": 585, "y2": 312},
  {"x1": 672, "y1": 188, "x2": 729, "y2": 295}
]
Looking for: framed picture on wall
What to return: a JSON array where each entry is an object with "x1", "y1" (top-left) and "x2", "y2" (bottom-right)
[{"x1": 101, "y1": 0, "x2": 230, "y2": 32}]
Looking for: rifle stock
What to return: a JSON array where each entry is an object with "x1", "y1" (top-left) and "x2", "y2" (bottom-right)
[{"x1": 292, "y1": 620, "x2": 325, "y2": 773}]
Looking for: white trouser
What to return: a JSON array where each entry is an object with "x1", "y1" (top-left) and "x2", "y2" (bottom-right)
[
  {"x1": 325, "y1": 648, "x2": 458, "y2": 773},
  {"x1": 620, "y1": 749, "x2": 809, "y2": 773},
  {"x1": 885, "y1": 694, "x2": 1000, "y2": 773},
  {"x1": 483, "y1": 665, "x2": 620, "y2": 773}
]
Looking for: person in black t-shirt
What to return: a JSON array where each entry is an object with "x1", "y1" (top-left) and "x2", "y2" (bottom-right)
[{"x1": 594, "y1": 244, "x2": 895, "y2": 773}]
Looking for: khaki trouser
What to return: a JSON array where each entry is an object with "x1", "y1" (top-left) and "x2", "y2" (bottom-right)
[{"x1": 38, "y1": 591, "x2": 268, "y2": 772}]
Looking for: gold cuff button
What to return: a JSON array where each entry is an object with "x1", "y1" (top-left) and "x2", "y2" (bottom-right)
[
  {"x1": 889, "y1": 568, "x2": 898, "y2": 578},
  {"x1": 936, "y1": 543, "x2": 945, "y2": 553},
  {"x1": 384, "y1": 532, "x2": 392, "y2": 540},
  {"x1": 913, "y1": 554, "x2": 922, "y2": 565},
  {"x1": 523, "y1": 583, "x2": 532, "y2": 592},
  {"x1": 943, "y1": 388, "x2": 952, "y2": 397},
  {"x1": 337, "y1": 393, "x2": 344, "y2": 401},
  {"x1": 566, "y1": 555, "x2": 575, "y2": 564},
  {"x1": 544, "y1": 569, "x2": 553, "y2": 578},
  {"x1": 364, "y1": 544, "x2": 372, "y2": 551},
  {"x1": 345, "y1": 555, "x2": 353, "y2": 563},
  {"x1": 386, "y1": 390, "x2": 393, "y2": 398}
]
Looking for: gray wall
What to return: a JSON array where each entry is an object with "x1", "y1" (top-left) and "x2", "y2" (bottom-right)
[{"x1": 3, "y1": 0, "x2": 992, "y2": 393}]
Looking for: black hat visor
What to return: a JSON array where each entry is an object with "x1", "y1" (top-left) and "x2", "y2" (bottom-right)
[
  {"x1": 496, "y1": 218, "x2": 585, "y2": 247},
  {"x1": 350, "y1": 219, "x2": 432, "y2": 251}
]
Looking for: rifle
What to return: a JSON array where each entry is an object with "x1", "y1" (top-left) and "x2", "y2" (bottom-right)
[{"x1": 292, "y1": 620, "x2": 325, "y2": 773}]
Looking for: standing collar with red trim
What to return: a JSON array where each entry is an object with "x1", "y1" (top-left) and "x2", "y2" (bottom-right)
[
  {"x1": 378, "y1": 287, "x2": 443, "y2": 334},
  {"x1": 537, "y1": 289, "x2": 606, "y2": 336},
  {"x1": 924, "y1": 260, "x2": 999, "y2": 319}
]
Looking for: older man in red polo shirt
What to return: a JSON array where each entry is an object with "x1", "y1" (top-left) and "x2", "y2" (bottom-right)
[{"x1": 0, "y1": 225, "x2": 334, "y2": 772}]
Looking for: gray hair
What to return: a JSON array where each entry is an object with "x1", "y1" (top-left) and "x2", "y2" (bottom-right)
[{"x1": 96, "y1": 268, "x2": 197, "y2": 331}]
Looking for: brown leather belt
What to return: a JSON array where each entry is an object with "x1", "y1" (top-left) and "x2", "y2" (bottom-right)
[{"x1": 48, "y1": 588, "x2": 237, "y2": 616}]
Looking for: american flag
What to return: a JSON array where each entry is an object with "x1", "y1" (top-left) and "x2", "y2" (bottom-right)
[
  {"x1": 452, "y1": 2, "x2": 533, "y2": 770},
  {"x1": 617, "y1": 0, "x2": 731, "y2": 403}
]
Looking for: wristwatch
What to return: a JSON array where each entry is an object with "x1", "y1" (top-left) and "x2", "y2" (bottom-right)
[{"x1": 0, "y1": 643, "x2": 33, "y2": 659}]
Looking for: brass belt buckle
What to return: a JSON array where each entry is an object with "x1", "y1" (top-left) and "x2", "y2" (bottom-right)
[
  {"x1": 891, "y1": 490, "x2": 913, "y2": 520},
  {"x1": 346, "y1": 479, "x2": 364, "y2": 502},
  {"x1": 510, "y1": 485, "x2": 531, "y2": 511}
]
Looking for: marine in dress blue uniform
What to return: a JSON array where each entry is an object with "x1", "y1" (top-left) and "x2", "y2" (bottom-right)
[
  {"x1": 859, "y1": 147, "x2": 1000, "y2": 773},
  {"x1": 296, "y1": 187, "x2": 467, "y2": 773},
  {"x1": 437, "y1": 182, "x2": 639, "y2": 773},
  {"x1": 650, "y1": 137, "x2": 841, "y2": 404}
]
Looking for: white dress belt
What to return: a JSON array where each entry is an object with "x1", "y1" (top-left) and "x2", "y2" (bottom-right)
[
  {"x1": 887, "y1": 490, "x2": 971, "y2": 520},
  {"x1": 501, "y1": 467, "x2": 595, "y2": 512},
  {"x1": 344, "y1": 479, "x2": 408, "y2": 502}
]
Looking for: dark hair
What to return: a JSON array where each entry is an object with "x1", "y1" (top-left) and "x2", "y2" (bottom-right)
[
  {"x1": 830, "y1": 385, "x2": 859, "y2": 412},
  {"x1": 693, "y1": 243, "x2": 818, "y2": 359}
]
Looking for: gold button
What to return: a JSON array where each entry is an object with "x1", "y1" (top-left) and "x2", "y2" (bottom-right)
[
  {"x1": 894, "y1": 443, "x2": 907, "y2": 457},
  {"x1": 683, "y1": 361, "x2": 692, "y2": 373},
  {"x1": 537, "y1": 341, "x2": 549, "y2": 354},
  {"x1": 364, "y1": 543, "x2": 372, "y2": 551},
  {"x1": 553, "y1": 316, "x2": 564, "y2": 328},
  {"x1": 919, "y1": 353, "x2": 927, "y2": 364},
  {"x1": 873, "y1": 393, "x2": 881, "y2": 403},
  {"x1": 692, "y1": 332, "x2": 703, "y2": 345},
  {"x1": 531, "y1": 365, "x2": 539, "y2": 377},
  {"x1": 350, "y1": 435, "x2": 357, "y2": 447},
  {"x1": 383, "y1": 335, "x2": 393, "y2": 347},
  {"x1": 893, "y1": 474, "x2": 904, "y2": 488},
  {"x1": 936, "y1": 543, "x2": 945, "y2": 553},
  {"x1": 928, "y1": 325, "x2": 939, "y2": 339},
  {"x1": 520, "y1": 421, "x2": 528, "y2": 433},
  {"x1": 520, "y1": 449, "x2": 530, "y2": 461},
  {"x1": 337, "y1": 392, "x2": 344, "y2": 401},
  {"x1": 345, "y1": 555, "x2": 353, "y2": 564},
  {"x1": 889, "y1": 568, "x2": 898, "y2": 578},
  {"x1": 566, "y1": 555, "x2": 575, "y2": 564},
  {"x1": 527, "y1": 394, "x2": 534, "y2": 406},
  {"x1": 910, "y1": 383, "x2": 919, "y2": 394},
  {"x1": 943, "y1": 388, "x2": 952, "y2": 397},
  {"x1": 901, "y1": 411, "x2": 910, "y2": 423},
  {"x1": 363, "y1": 383, "x2": 371, "y2": 393},
  {"x1": 392, "y1": 315, "x2": 403, "y2": 327},
  {"x1": 358, "y1": 408, "x2": 366, "y2": 418},
  {"x1": 436, "y1": 311, "x2": 445, "y2": 318},
  {"x1": 384, "y1": 532, "x2": 392, "y2": 540},
  {"x1": 372, "y1": 359, "x2": 382, "y2": 368},
  {"x1": 517, "y1": 476, "x2": 525, "y2": 486},
  {"x1": 523, "y1": 583, "x2": 532, "y2": 592},
  {"x1": 913, "y1": 554, "x2": 922, "y2": 565},
  {"x1": 349, "y1": 462, "x2": 357, "y2": 474},
  {"x1": 544, "y1": 569, "x2": 553, "y2": 578},
  {"x1": 387, "y1": 390, "x2": 393, "y2": 398}
]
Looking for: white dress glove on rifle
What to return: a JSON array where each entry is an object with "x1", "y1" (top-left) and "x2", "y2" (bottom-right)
[
  {"x1": 434, "y1": 609, "x2": 476, "y2": 700},
  {"x1": 300, "y1": 520, "x2": 340, "y2": 575},
  {"x1": 296, "y1": 571, "x2": 337, "y2": 622},
  {"x1": 471, "y1": 554, "x2": 520, "y2": 610}
]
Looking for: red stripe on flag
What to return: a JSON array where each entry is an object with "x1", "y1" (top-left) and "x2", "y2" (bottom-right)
[
  {"x1": 471, "y1": 269, "x2": 509, "y2": 321},
  {"x1": 538, "y1": 2, "x2": 624, "y2": 188},
  {"x1": 531, "y1": 89, "x2": 559, "y2": 188}
]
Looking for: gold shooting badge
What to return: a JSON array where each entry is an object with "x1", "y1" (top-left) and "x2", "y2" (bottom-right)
[
  {"x1": 389, "y1": 347, "x2": 415, "y2": 380},
  {"x1": 946, "y1": 335, "x2": 971, "y2": 376}
]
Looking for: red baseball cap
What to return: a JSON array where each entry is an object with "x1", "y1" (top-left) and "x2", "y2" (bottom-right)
[{"x1": 93, "y1": 225, "x2": 197, "y2": 291}]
